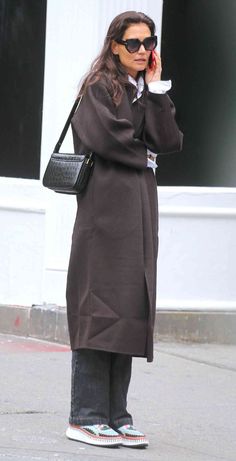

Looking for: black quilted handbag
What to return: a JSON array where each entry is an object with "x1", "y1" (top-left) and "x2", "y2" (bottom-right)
[{"x1": 42, "y1": 97, "x2": 94, "y2": 194}]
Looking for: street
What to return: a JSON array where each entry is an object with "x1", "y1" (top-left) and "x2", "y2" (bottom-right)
[{"x1": 0, "y1": 334, "x2": 235, "y2": 461}]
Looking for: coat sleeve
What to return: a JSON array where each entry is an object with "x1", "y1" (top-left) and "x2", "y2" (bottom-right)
[
  {"x1": 143, "y1": 92, "x2": 183, "y2": 154},
  {"x1": 71, "y1": 81, "x2": 148, "y2": 170}
]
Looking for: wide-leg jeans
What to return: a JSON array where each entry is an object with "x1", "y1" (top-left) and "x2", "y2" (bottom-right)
[{"x1": 69, "y1": 349, "x2": 133, "y2": 428}]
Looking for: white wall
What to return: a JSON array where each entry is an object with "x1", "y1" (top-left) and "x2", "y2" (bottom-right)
[
  {"x1": 1, "y1": 0, "x2": 235, "y2": 312},
  {"x1": 158, "y1": 187, "x2": 236, "y2": 310},
  {"x1": 0, "y1": 178, "x2": 45, "y2": 305}
]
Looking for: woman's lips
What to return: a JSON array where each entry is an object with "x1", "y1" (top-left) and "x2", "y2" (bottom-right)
[{"x1": 134, "y1": 59, "x2": 146, "y2": 63}]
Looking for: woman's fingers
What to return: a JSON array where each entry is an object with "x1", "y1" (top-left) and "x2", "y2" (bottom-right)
[{"x1": 145, "y1": 51, "x2": 162, "y2": 84}]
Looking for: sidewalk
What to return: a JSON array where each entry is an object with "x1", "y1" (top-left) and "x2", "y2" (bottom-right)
[{"x1": 0, "y1": 334, "x2": 235, "y2": 461}]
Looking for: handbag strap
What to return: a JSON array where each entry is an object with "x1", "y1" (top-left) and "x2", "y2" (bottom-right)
[{"x1": 53, "y1": 96, "x2": 82, "y2": 153}]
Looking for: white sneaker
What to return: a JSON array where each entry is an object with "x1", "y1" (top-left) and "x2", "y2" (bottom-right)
[
  {"x1": 66, "y1": 424, "x2": 122, "y2": 447},
  {"x1": 117, "y1": 424, "x2": 149, "y2": 448}
]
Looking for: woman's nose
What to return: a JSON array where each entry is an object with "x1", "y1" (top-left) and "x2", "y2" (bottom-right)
[{"x1": 138, "y1": 44, "x2": 146, "y2": 53}]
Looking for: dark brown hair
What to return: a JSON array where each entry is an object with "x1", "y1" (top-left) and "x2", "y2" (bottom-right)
[{"x1": 79, "y1": 11, "x2": 155, "y2": 105}]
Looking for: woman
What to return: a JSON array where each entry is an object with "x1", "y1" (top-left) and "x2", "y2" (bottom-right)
[{"x1": 66, "y1": 11, "x2": 182, "y2": 448}]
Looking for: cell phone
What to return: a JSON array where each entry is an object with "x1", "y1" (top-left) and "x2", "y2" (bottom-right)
[{"x1": 148, "y1": 51, "x2": 156, "y2": 70}]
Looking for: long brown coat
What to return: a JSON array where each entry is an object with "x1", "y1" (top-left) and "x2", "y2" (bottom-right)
[{"x1": 66, "y1": 79, "x2": 182, "y2": 362}]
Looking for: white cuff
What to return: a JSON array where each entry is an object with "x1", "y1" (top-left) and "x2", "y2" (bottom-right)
[
  {"x1": 147, "y1": 157, "x2": 157, "y2": 169},
  {"x1": 147, "y1": 149, "x2": 157, "y2": 159},
  {"x1": 148, "y1": 80, "x2": 172, "y2": 94}
]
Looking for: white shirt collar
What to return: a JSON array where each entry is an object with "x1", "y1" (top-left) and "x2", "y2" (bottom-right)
[{"x1": 128, "y1": 75, "x2": 145, "y2": 102}]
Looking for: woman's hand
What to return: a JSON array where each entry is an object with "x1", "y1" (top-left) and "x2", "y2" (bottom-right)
[{"x1": 145, "y1": 51, "x2": 162, "y2": 84}]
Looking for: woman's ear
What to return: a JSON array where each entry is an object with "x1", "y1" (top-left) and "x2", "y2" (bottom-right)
[{"x1": 111, "y1": 40, "x2": 119, "y2": 55}]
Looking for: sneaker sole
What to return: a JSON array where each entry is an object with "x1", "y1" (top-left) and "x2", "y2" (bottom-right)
[
  {"x1": 66, "y1": 426, "x2": 122, "y2": 447},
  {"x1": 121, "y1": 437, "x2": 149, "y2": 448}
]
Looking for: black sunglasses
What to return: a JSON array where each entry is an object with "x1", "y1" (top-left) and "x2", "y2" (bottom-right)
[{"x1": 116, "y1": 35, "x2": 157, "y2": 53}]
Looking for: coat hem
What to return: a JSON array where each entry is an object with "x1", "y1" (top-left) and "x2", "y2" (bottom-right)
[{"x1": 70, "y1": 343, "x2": 149, "y2": 359}]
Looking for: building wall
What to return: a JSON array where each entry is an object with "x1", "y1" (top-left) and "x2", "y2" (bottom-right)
[
  {"x1": 160, "y1": 0, "x2": 236, "y2": 187},
  {"x1": 0, "y1": 0, "x2": 235, "y2": 312}
]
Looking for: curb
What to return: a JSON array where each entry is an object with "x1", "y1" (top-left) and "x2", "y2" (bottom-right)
[
  {"x1": 0, "y1": 304, "x2": 69, "y2": 345},
  {"x1": 0, "y1": 304, "x2": 236, "y2": 345}
]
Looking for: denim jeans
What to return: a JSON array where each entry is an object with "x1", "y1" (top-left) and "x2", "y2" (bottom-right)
[{"x1": 69, "y1": 349, "x2": 133, "y2": 428}]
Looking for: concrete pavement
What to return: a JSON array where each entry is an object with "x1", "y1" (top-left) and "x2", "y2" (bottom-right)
[{"x1": 0, "y1": 334, "x2": 235, "y2": 461}]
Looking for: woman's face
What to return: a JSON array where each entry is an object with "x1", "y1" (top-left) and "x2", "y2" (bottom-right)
[{"x1": 112, "y1": 23, "x2": 152, "y2": 79}]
